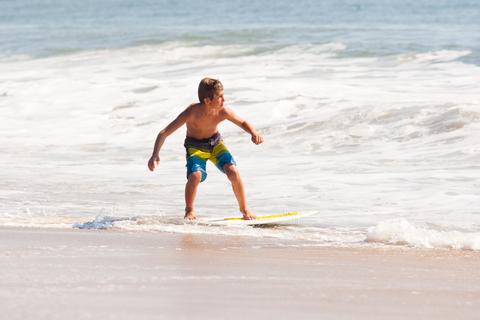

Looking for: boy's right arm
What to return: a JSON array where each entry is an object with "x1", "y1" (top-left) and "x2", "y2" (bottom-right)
[{"x1": 148, "y1": 108, "x2": 189, "y2": 172}]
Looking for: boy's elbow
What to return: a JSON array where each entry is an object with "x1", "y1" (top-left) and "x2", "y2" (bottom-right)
[{"x1": 158, "y1": 129, "x2": 170, "y2": 139}]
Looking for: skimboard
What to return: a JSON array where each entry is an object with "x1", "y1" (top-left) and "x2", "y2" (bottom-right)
[{"x1": 197, "y1": 211, "x2": 313, "y2": 226}]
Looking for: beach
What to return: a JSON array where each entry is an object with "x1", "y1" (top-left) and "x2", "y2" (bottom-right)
[
  {"x1": 1, "y1": 227, "x2": 479, "y2": 320},
  {"x1": 2, "y1": 1, "x2": 480, "y2": 318}
]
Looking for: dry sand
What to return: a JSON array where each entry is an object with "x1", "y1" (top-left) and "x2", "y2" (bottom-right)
[{"x1": 1, "y1": 227, "x2": 479, "y2": 320}]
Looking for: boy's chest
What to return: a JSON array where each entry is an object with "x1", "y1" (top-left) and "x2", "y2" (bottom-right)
[{"x1": 189, "y1": 111, "x2": 225, "y2": 127}]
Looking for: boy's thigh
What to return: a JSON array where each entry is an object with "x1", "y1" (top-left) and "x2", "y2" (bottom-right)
[
  {"x1": 211, "y1": 142, "x2": 236, "y2": 173},
  {"x1": 186, "y1": 156, "x2": 207, "y2": 182}
]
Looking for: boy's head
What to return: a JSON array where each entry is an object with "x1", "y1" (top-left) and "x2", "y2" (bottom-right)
[{"x1": 198, "y1": 78, "x2": 223, "y2": 104}]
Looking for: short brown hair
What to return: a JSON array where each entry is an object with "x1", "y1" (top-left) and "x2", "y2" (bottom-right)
[{"x1": 198, "y1": 78, "x2": 223, "y2": 103}]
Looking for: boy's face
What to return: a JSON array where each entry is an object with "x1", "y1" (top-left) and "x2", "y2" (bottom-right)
[{"x1": 206, "y1": 90, "x2": 224, "y2": 108}]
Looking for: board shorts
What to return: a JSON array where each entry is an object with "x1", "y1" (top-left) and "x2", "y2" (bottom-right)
[{"x1": 184, "y1": 132, "x2": 236, "y2": 182}]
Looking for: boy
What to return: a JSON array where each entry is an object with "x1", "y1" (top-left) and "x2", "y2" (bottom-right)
[{"x1": 147, "y1": 78, "x2": 263, "y2": 220}]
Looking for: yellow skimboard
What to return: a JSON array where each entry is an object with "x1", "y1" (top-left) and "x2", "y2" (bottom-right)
[{"x1": 197, "y1": 211, "x2": 313, "y2": 226}]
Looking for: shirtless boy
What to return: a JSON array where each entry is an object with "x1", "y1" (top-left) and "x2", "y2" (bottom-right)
[{"x1": 147, "y1": 78, "x2": 263, "y2": 220}]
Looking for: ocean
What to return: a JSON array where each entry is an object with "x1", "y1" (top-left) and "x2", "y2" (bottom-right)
[{"x1": 1, "y1": 0, "x2": 480, "y2": 250}]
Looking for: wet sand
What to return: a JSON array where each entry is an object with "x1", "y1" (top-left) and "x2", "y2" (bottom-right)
[{"x1": 1, "y1": 227, "x2": 479, "y2": 320}]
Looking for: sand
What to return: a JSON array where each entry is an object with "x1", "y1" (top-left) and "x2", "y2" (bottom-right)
[{"x1": 1, "y1": 227, "x2": 479, "y2": 320}]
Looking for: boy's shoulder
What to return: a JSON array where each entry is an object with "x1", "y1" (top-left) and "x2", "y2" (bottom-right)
[
  {"x1": 183, "y1": 103, "x2": 201, "y2": 114},
  {"x1": 187, "y1": 102, "x2": 201, "y2": 109},
  {"x1": 220, "y1": 106, "x2": 234, "y2": 115}
]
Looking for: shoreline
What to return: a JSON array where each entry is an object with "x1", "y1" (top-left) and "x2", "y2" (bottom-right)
[{"x1": 1, "y1": 226, "x2": 479, "y2": 319}]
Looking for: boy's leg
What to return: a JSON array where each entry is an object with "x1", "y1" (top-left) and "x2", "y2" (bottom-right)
[
  {"x1": 223, "y1": 164, "x2": 256, "y2": 220},
  {"x1": 185, "y1": 171, "x2": 202, "y2": 220}
]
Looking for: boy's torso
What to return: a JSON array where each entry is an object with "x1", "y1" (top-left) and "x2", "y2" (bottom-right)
[{"x1": 185, "y1": 103, "x2": 226, "y2": 139}]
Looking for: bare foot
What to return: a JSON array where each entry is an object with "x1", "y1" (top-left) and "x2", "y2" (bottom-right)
[
  {"x1": 241, "y1": 208, "x2": 256, "y2": 220},
  {"x1": 184, "y1": 210, "x2": 197, "y2": 221}
]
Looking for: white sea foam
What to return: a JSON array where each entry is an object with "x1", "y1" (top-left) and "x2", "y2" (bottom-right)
[
  {"x1": 71, "y1": 213, "x2": 366, "y2": 247},
  {"x1": 1, "y1": 42, "x2": 480, "y2": 250},
  {"x1": 367, "y1": 219, "x2": 480, "y2": 250}
]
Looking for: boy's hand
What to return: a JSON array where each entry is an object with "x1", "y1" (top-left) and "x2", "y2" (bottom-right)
[
  {"x1": 148, "y1": 155, "x2": 160, "y2": 171},
  {"x1": 251, "y1": 133, "x2": 264, "y2": 145}
]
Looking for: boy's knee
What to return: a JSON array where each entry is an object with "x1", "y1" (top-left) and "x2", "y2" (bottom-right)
[
  {"x1": 224, "y1": 164, "x2": 239, "y2": 180},
  {"x1": 188, "y1": 171, "x2": 203, "y2": 183}
]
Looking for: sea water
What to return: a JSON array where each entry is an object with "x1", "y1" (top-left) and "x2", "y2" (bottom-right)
[{"x1": 1, "y1": 0, "x2": 480, "y2": 250}]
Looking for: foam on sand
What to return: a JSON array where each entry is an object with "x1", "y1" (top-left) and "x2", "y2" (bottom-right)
[{"x1": 367, "y1": 219, "x2": 480, "y2": 250}]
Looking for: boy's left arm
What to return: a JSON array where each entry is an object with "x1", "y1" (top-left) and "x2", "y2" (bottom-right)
[{"x1": 224, "y1": 108, "x2": 264, "y2": 145}]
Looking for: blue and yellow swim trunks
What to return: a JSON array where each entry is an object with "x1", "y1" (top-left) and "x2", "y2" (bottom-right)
[{"x1": 184, "y1": 132, "x2": 236, "y2": 182}]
